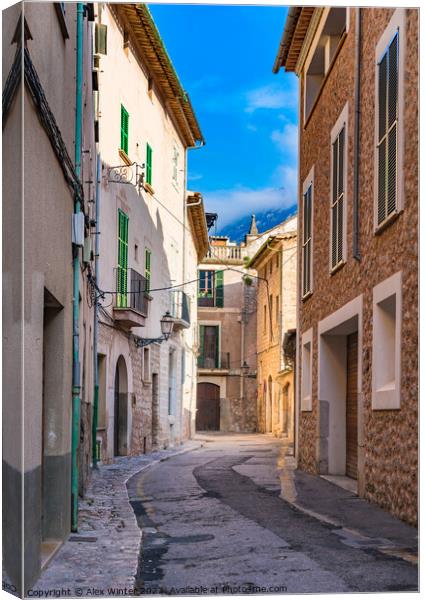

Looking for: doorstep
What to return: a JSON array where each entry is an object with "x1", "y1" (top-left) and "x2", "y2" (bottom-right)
[
  {"x1": 320, "y1": 474, "x2": 358, "y2": 495},
  {"x1": 41, "y1": 540, "x2": 62, "y2": 571}
]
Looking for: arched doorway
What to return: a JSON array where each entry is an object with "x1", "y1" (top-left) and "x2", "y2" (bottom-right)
[
  {"x1": 196, "y1": 383, "x2": 220, "y2": 431},
  {"x1": 114, "y1": 355, "x2": 128, "y2": 456}
]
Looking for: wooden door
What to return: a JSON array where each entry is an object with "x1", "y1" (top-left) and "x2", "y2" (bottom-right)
[
  {"x1": 196, "y1": 383, "x2": 220, "y2": 431},
  {"x1": 346, "y1": 332, "x2": 358, "y2": 479}
]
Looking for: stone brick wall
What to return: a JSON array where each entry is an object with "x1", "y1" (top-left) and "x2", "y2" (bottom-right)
[
  {"x1": 255, "y1": 237, "x2": 296, "y2": 438},
  {"x1": 297, "y1": 8, "x2": 418, "y2": 524}
]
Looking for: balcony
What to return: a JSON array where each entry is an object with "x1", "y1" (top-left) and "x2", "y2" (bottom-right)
[
  {"x1": 204, "y1": 244, "x2": 244, "y2": 264},
  {"x1": 198, "y1": 352, "x2": 230, "y2": 371},
  {"x1": 113, "y1": 268, "x2": 150, "y2": 329},
  {"x1": 169, "y1": 290, "x2": 190, "y2": 329}
]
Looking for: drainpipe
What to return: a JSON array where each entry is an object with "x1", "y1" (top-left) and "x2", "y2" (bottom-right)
[
  {"x1": 352, "y1": 8, "x2": 362, "y2": 261},
  {"x1": 71, "y1": 1, "x2": 84, "y2": 532},
  {"x1": 92, "y1": 153, "x2": 101, "y2": 468}
]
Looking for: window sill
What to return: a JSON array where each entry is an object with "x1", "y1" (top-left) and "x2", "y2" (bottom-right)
[
  {"x1": 374, "y1": 209, "x2": 402, "y2": 235},
  {"x1": 330, "y1": 260, "x2": 346, "y2": 276},
  {"x1": 302, "y1": 290, "x2": 313, "y2": 302},
  {"x1": 118, "y1": 148, "x2": 132, "y2": 166},
  {"x1": 144, "y1": 182, "x2": 155, "y2": 195},
  {"x1": 372, "y1": 381, "x2": 399, "y2": 410}
]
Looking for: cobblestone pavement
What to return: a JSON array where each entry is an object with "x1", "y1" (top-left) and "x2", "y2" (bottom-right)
[{"x1": 32, "y1": 442, "x2": 201, "y2": 596}]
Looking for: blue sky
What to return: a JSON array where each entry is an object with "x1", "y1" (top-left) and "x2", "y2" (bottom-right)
[{"x1": 149, "y1": 3, "x2": 299, "y2": 233}]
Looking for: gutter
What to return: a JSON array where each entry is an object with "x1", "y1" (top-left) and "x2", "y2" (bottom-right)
[
  {"x1": 92, "y1": 153, "x2": 101, "y2": 468},
  {"x1": 352, "y1": 8, "x2": 362, "y2": 261},
  {"x1": 272, "y1": 7, "x2": 300, "y2": 73},
  {"x1": 71, "y1": 2, "x2": 84, "y2": 533}
]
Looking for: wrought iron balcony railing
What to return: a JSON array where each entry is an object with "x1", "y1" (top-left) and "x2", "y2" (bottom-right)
[
  {"x1": 114, "y1": 267, "x2": 149, "y2": 316},
  {"x1": 170, "y1": 290, "x2": 190, "y2": 327},
  {"x1": 197, "y1": 352, "x2": 230, "y2": 370}
]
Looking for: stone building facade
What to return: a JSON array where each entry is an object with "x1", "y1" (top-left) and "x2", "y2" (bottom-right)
[
  {"x1": 196, "y1": 233, "x2": 258, "y2": 432},
  {"x1": 94, "y1": 4, "x2": 206, "y2": 461},
  {"x1": 248, "y1": 217, "x2": 297, "y2": 444},
  {"x1": 3, "y1": 3, "x2": 97, "y2": 591},
  {"x1": 274, "y1": 8, "x2": 418, "y2": 524}
]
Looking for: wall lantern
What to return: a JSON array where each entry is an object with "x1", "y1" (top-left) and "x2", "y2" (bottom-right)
[{"x1": 134, "y1": 311, "x2": 174, "y2": 348}]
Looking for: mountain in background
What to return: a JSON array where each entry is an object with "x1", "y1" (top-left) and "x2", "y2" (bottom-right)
[{"x1": 213, "y1": 205, "x2": 297, "y2": 243}]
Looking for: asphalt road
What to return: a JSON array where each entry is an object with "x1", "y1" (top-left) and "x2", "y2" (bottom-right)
[{"x1": 127, "y1": 434, "x2": 418, "y2": 595}]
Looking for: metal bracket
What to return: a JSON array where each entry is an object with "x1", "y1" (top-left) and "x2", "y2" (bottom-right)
[
  {"x1": 133, "y1": 335, "x2": 165, "y2": 348},
  {"x1": 106, "y1": 162, "x2": 145, "y2": 191}
]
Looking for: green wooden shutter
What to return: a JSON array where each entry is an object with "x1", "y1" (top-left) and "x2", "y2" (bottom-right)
[
  {"x1": 215, "y1": 270, "x2": 224, "y2": 307},
  {"x1": 117, "y1": 210, "x2": 129, "y2": 307},
  {"x1": 145, "y1": 248, "x2": 151, "y2": 292},
  {"x1": 215, "y1": 326, "x2": 220, "y2": 368},
  {"x1": 198, "y1": 325, "x2": 205, "y2": 367},
  {"x1": 120, "y1": 105, "x2": 129, "y2": 155},
  {"x1": 146, "y1": 143, "x2": 153, "y2": 185},
  {"x1": 95, "y1": 23, "x2": 107, "y2": 55}
]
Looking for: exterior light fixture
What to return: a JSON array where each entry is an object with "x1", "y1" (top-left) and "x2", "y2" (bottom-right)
[
  {"x1": 160, "y1": 311, "x2": 174, "y2": 340},
  {"x1": 134, "y1": 311, "x2": 174, "y2": 347},
  {"x1": 241, "y1": 361, "x2": 250, "y2": 375}
]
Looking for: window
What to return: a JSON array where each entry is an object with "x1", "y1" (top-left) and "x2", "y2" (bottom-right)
[
  {"x1": 145, "y1": 249, "x2": 151, "y2": 293},
  {"x1": 304, "y1": 8, "x2": 348, "y2": 121},
  {"x1": 330, "y1": 104, "x2": 348, "y2": 271},
  {"x1": 301, "y1": 328, "x2": 313, "y2": 411},
  {"x1": 146, "y1": 143, "x2": 153, "y2": 185},
  {"x1": 120, "y1": 105, "x2": 129, "y2": 155},
  {"x1": 276, "y1": 295, "x2": 279, "y2": 324},
  {"x1": 142, "y1": 347, "x2": 150, "y2": 382},
  {"x1": 198, "y1": 325, "x2": 219, "y2": 369},
  {"x1": 198, "y1": 270, "x2": 224, "y2": 307},
  {"x1": 276, "y1": 253, "x2": 279, "y2": 268},
  {"x1": 117, "y1": 210, "x2": 129, "y2": 307},
  {"x1": 94, "y1": 23, "x2": 107, "y2": 55},
  {"x1": 302, "y1": 169, "x2": 314, "y2": 298},
  {"x1": 269, "y1": 295, "x2": 273, "y2": 340},
  {"x1": 263, "y1": 304, "x2": 267, "y2": 334},
  {"x1": 372, "y1": 271, "x2": 402, "y2": 409},
  {"x1": 375, "y1": 10, "x2": 405, "y2": 230}
]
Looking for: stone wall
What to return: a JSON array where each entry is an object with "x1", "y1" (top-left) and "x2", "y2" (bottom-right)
[{"x1": 297, "y1": 8, "x2": 418, "y2": 524}]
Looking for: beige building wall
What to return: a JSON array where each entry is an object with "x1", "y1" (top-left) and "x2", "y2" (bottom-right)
[
  {"x1": 96, "y1": 4, "x2": 202, "y2": 458},
  {"x1": 196, "y1": 242, "x2": 258, "y2": 433},
  {"x1": 251, "y1": 218, "x2": 297, "y2": 442},
  {"x1": 3, "y1": 2, "x2": 96, "y2": 591}
]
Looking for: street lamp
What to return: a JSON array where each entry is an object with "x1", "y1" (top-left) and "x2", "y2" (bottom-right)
[
  {"x1": 241, "y1": 361, "x2": 250, "y2": 375},
  {"x1": 160, "y1": 311, "x2": 174, "y2": 341},
  {"x1": 134, "y1": 311, "x2": 174, "y2": 347}
]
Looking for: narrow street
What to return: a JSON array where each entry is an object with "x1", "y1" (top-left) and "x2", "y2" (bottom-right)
[{"x1": 128, "y1": 434, "x2": 417, "y2": 595}]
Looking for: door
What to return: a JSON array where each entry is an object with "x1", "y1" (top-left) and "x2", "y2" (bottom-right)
[
  {"x1": 199, "y1": 325, "x2": 219, "y2": 368},
  {"x1": 114, "y1": 363, "x2": 120, "y2": 456},
  {"x1": 196, "y1": 383, "x2": 220, "y2": 431},
  {"x1": 346, "y1": 332, "x2": 358, "y2": 479}
]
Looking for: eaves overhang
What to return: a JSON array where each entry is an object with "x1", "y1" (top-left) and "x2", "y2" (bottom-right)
[
  {"x1": 272, "y1": 6, "x2": 317, "y2": 74},
  {"x1": 248, "y1": 233, "x2": 296, "y2": 269},
  {"x1": 187, "y1": 192, "x2": 209, "y2": 262},
  {"x1": 117, "y1": 3, "x2": 205, "y2": 147}
]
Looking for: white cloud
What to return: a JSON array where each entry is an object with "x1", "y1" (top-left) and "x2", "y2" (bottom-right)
[
  {"x1": 188, "y1": 172, "x2": 203, "y2": 182},
  {"x1": 204, "y1": 182, "x2": 297, "y2": 229},
  {"x1": 245, "y1": 80, "x2": 298, "y2": 114},
  {"x1": 271, "y1": 122, "x2": 298, "y2": 157}
]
